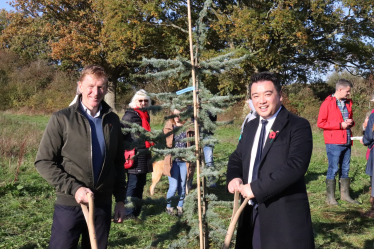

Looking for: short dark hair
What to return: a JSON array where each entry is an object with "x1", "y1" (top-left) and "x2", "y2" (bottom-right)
[
  {"x1": 79, "y1": 65, "x2": 108, "y2": 85},
  {"x1": 336, "y1": 79, "x2": 353, "y2": 90},
  {"x1": 249, "y1": 72, "x2": 281, "y2": 97}
]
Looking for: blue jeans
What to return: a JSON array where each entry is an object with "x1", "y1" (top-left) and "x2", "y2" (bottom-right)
[
  {"x1": 203, "y1": 145, "x2": 214, "y2": 167},
  {"x1": 185, "y1": 145, "x2": 214, "y2": 189},
  {"x1": 326, "y1": 144, "x2": 351, "y2": 180},
  {"x1": 203, "y1": 144, "x2": 216, "y2": 187},
  {"x1": 167, "y1": 161, "x2": 187, "y2": 208},
  {"x1": 125, "y1": 173, "x2": 147, "y2": 216}
]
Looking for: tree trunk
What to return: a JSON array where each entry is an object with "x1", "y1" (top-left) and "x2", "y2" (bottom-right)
[{"x1": 105, "y1": 79, "x2": 117, "y2": 112}]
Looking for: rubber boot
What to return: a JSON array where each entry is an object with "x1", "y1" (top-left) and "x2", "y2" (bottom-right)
[
  {"x1": 340, "y1": 178, "x2": 360, "y2": 204},
  {"x1": 326, "y1": 179, "x2": 339, "y2": 205}
]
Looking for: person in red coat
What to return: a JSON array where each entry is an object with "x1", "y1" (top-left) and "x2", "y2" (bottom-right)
[
  {"x1": 317, "y1": 79, "x2": 359, "y2": 205},
  {"x1": 227, "y1": 72, "x2": 314, "y2": 249}
]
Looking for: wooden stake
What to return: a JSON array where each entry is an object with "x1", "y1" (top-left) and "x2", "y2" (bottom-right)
[{"x1": 186, "y1": 0, "x2": 204, "y2": 248}]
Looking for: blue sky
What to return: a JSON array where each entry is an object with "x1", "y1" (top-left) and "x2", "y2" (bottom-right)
[{"x1": 0, "y1": 1, "x2": 14, "y2": 11}]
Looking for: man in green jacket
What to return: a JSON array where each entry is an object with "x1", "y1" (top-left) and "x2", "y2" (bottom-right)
[{"x1": 35, "y1": 65, "x2": 126, "y2": 249}]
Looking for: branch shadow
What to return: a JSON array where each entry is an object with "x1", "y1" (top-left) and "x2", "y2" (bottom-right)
[
  {"x1": 149, "y1": 219, "x2": 188, "y2": 248},
  {"x1": 140, "y1": 202, "x2": 166, "y2": 219},
  {"x1": 305, "y1": 171, "x2": 325, "y2": 185},
  {"x1": 314, "y1": 209, "x2": 374, "y2": 248},
  {"x1": 350, "y1": 186, "x2": 370, "y2": 201},
  {"x1": 350, "y1": 170, "x2": 371, "y2": 200},
  {"x1": 107, "y1": 236, "x2": 139, "y2": 247},
  {"x1": 19, "y1": 244, "x2": 37, "y2": 249},
  {"x1": 364, "y1": 239, "x2": 374, "y2": 249},
  {"x1": 207, "y1": 178, "x2": 233, "y2": 202}
]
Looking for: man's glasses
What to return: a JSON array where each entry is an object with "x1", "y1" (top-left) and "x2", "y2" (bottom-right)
[{"x1": 139, "y1": 99, "x2": 149, "y2": 103}]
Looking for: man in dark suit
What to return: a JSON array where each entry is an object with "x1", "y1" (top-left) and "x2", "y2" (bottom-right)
[{"x1": 227, "y1": 72, "x2": 315, "y2": 249}]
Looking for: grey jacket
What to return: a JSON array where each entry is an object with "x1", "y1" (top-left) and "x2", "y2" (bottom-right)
[{"x1": 35, "y1": 98, "x2": 126, "y2": 206}]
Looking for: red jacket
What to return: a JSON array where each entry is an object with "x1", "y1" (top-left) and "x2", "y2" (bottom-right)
[{"x1": 317, "y1": 95, "x2": 354, "y2": 145}]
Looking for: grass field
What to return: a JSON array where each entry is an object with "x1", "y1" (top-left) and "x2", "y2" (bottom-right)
[{"x1": 1, "y1": 112, "x2": 374, "y2": 248}]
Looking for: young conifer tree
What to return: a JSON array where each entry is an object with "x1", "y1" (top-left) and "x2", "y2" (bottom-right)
[{"x1": 122, "y1": 0, "x2": 261, "y2": 247}]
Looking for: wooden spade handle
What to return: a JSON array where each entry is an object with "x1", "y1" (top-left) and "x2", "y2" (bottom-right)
[
  {"x1": 231, "y1": 191, "x2": 239, "y2": 221},
  {"x1": 81, "y1": 193, "x2": 98, "y2": 249},
  {"x1": 222, "y1": 191, "x2": 250, "y2": 249}
]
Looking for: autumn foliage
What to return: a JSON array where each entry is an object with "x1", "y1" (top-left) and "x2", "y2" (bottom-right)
[{"x1": 0, "y1": 0, "x2": 374, "y2": 109}]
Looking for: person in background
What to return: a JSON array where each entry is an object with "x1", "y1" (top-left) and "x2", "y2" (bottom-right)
[
  {"x1": 121, "y1": 89, "x2": 153, "y2": 219},
  {"x1": 186, "y1": 108, "x2": 215, "y2": 190},
  {"x1": 35, "y1": 65, "x2": 126, "y2": 249},
  {"x1": 361, "y1": 111, "x2": 374, "y2": 217},
  {"x1": 163, "y1": 109, "x2": 195, "y2": 216},
  {"x1": 362, "y1": 95, "x2": 374, "y2": 132},
  {"x1": 317, "y1": 79, "x2": 359, "y2": 205},
  {"x1": 199, "y1": 110, "x2": 217, "y2": 188}
]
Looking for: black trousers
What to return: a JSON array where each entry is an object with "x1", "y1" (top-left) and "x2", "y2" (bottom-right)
[
  {"x1": 252, "y1": 206, "x2": 261, "y2": 249},
  {"x1": 235, "y1": 204, "x2": 261, "y2": 249},
  {"x1": 49, "y1": 204, "x2": 112, "y2": 249},
  {"x1": 125, "y1": 173, "x2": 147, "y2": 216}
]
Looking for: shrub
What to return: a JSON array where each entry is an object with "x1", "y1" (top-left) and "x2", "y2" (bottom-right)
[
  {"x1": 27, "y1": 70, "x2": 78, "y2": 112},
  {"x1": 0, "y1": 49, "x2": 78, "y2": 113},
  {"x1": 283, "y1": 84, "x2": 322, "y2": 127}
]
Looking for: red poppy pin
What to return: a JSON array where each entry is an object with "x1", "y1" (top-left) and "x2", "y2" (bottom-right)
[
  {"x1": 109, "y1": 124, "x2": 112, "y2": 127},
  {"x1": 269, "y1": 130, "x2": 279, "y2": 143}
]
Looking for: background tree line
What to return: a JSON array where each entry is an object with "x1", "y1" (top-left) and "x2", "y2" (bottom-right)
[{"x1": 0, "y1": 0, "x2": 374, "y2": 130}]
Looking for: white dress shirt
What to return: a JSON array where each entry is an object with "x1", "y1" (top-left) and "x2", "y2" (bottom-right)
[
  {"x1": 247, "y1": 106, "x2": 282, "y2": 205},
  {"x1": 80, "y1": 99, "x2": 102, "y2": 118}
]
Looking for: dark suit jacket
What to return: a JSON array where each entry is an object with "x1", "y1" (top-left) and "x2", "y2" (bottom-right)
[{"x1": 227, "y1": 106, "x2": 315, "y2": 249}]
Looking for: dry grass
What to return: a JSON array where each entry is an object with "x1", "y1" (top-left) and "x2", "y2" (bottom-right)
[{"x1": 0, "y1": 114, "x2": 43, "y2": 158}]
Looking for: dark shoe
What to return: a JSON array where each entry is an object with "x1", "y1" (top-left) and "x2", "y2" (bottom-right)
[
  {"x1": 166, "y1": 207, "x2": 175, "y2": 216},
  {"x1": 362, "y1": 209, "x2": 374, "y2": 218},
  {"x1": 340, "y1": 178, "x2": 360, "y2": 204},
  {"x1": 326, "y1": 179, "x2": 339, "y2": 205}
]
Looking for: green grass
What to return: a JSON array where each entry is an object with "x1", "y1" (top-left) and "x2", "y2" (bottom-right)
[
  {"x1": 306, "y1": 132, "x2": 374, "y2": 249},
  {"x1": 1, "y1": 112, "x2": 374, "y2": 248},
  {"x1": 0, "y1": 112, "x2": 50, "y2": 131}
]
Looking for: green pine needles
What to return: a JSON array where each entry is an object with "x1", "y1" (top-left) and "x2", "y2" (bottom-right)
[{"x1": 122, "y1": 0, "x2": 263, "y2": 247}]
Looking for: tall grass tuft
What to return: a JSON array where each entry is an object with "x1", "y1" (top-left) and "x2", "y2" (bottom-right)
[
  {"x1": 13, "y1": 137, "x2": 28, "y2": 183},
  {"x1": 0, "y1": 114, "x2": 44, "y2": 184}
]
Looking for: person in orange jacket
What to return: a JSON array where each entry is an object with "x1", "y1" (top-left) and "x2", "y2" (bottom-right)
[{"x1": 317, "y1": 79, "x2": 359, "y2": 205}]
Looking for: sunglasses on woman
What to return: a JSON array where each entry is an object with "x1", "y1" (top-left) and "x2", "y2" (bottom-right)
[{"x1": 139, "y1": 99, "x2": 149, "y2": 103}]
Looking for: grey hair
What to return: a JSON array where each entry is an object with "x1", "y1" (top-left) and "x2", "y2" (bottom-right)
[
  {"x1": 336, "y1": 79, "x2": 353, "y2": 90},
  {"x1": 129, "y1": 89, "x2": 152, "y2": 108}
]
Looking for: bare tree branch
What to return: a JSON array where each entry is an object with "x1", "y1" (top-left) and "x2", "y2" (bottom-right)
[{"x1": 147, "y1": 22, "x2": 188, "y2": 33}]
